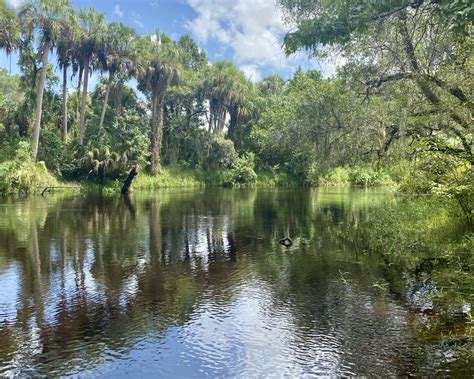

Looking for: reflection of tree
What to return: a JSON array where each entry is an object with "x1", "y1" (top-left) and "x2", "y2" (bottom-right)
[{"x1": 0, "y1": 189, "x2": 471, "y2": 376}]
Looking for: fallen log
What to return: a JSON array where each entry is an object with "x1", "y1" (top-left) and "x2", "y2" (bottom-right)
[{"x1": 41, "y1": 186, "x2": 81, "y2": 196}]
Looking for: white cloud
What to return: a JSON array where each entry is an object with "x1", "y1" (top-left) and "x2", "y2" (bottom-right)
[
  {"x1": 240, "y1": 64, "x2": 262, "y2": 82},
  {"x1": 132, "y1": 12, "x2": 144, "y2": 28},
  {"x1": 185, "y1": 0, "x2": 289, "y2": 69},
  {"x1": 113, "y1": 4, "x2": 123, "y2": 18}
]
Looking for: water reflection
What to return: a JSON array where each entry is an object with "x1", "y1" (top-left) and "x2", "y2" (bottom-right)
[{"x1": 0, "y1": 188, "x2": 471, "y2": 376}]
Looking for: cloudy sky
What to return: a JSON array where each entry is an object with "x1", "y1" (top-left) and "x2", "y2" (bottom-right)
[{"x1": 1, "y1": 0, "x2": 335, "y2": 83}]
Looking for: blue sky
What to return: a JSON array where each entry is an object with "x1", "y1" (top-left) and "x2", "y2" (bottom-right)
[{"x1": 1, "y1": 0, "x2": 337, "y2": 85}]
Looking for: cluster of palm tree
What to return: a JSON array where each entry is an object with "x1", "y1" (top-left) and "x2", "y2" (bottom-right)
[{"x1": 0, "y1": 0, "x2": 258, "y2": 174}]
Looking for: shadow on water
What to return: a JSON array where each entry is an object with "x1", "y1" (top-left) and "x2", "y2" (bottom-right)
[{"x1": 0, "y1": 188, "x2": 472, "y2": 376}]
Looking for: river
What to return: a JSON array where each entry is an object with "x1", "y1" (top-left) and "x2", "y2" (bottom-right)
[{"x1": 0, "y1": 188, "x2": 472, "y2": 376}]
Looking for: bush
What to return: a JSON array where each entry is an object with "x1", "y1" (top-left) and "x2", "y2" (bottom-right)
[
  {"x1": 318, "y1": 167, "x2": 351, "y2": 186},
  {"x1": 77, "y1": 146, "x2": 129, "y2": 182},
  {"x1": 0, "y1": 141, "x2": 57, "y2": 194},
  {"x1": 226, "y1": 153, "x2": 258, "y2": 186},
  {"x1": 205, "y1": 134, "x2": 237, "y2": 170},
  {"x1": 349, "y1": 165, "x2": 395, "y2": 187},
  {"x1": 38, "y1": 128, "x2": 66, "y2": 173}
]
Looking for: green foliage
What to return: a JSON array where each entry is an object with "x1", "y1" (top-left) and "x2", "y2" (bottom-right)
[
  {"x1": 205, "y1": 134, "x2": 237, "y2": 170},
  {"x1": 87, "y1": 108, "x2": 150, "y2": 167},
  {"x1": 221, "y1": 153, "x2": 258, "y2": 187},
  {"x1": 77, "y1": 146, "x2": 129, "y2": 182},
  {"x1": 38, "y1": 128, "x2": 66, "y2": 173},
  {"x1": 0, "y1": 141, "x2": 57, "y2": 194},
  {"x1": 318, "y1": 167, "x2": 351, "y2": 187},
  {"x1": 133, "y1": 165, "x2": 202, "y2": 190},
  {"x1": 354, "y1": 196, "x2": 473, "y2": 312}
]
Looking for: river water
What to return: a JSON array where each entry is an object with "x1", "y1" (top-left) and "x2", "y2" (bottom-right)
[{"x1": 0, "y1": 188, "x2": 472, "y2": 376}]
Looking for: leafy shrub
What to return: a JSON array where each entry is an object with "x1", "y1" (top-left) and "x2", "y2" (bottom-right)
[
  {"x1": 205, "y1": 134, "x2": 237, "y2": 170},
  {"x1": 38, "y1": 128, "x2": 66, "y2": 173},
  {"x1": 0, "y1": 141, "x2": 57, "y2": 194},
  {"x1": 78, "y1": 146, "x2": 129, "y2": 182},
  {"x1": 349, "y1": 165, "x2": 395, "y2": 187},
  {"x1": 226, "y1": 153, "x2": 257, "y2": 186},
  {"x1": 318, "y1": 167, "x2": 351, "y2": 186}
]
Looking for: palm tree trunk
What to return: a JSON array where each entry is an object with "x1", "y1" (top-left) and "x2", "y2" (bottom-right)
[
  {"x1": 79, "y1": 57, "x2": 90, "y2": 146},
  {"x1": 62, "y1": 64, "x2": 68, "y2": 143},
  {"x1": 32, "y1": 41, "x2": 51, "y2": 161},
  {"x1": 99, "y1": 71, "x2": 114, "y2": 130},
  {"x1": 228, "y1": 106, "x2": 237, "y2": 141},
  {"x1": 150, "y1": 91, "x2": 164, "y2": 175},
  {"x1": 218, "y1": 108, "x2": 226, "y2": 132},
  {"x1": 208, "y1": 109, "x2": 213, "y2": 136},
  {"x1": 75, "y1": 65, "x2": 83, "y2": 122}
]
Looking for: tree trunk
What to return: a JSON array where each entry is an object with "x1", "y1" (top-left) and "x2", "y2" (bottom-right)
[
  {"x1": 32, "y1": 41, "x2": 51, "y2": 161},
  {"x1": 218, "y1": 107, "x2": 226, "y2": 133},
  {"x1": 150, "y1": 91, "x2": 162, "y2": 175},
  {"x1": 78, "y1": 57, "x2": 90, "y2": 146},
  {"x1": 228, "y1": 106, "x2": 238, "y2": 141},
  {"x1": 75, "y1": 65, "x2": 83, "y2": 122},
  {"x1": 208, "y1": 109, "x2": 213, "y2": 136},
  {"x1": 99, "y1": 71, "x2": 114, "y2": 130},
  {"x1": 121, "y1": 166, "x2": 138, "y2": 194},
  {"x1": 62, "y1": 64, "x2": 68, "y2": 143}
]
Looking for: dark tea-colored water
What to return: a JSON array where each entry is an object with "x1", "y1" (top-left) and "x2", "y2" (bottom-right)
[{"x1": 0, "y1": 188, "x2": 472, "y2": 377}]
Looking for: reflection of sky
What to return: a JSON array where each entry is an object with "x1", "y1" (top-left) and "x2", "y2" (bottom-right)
[
  {"x1": 0, "y1": 264, "x2": 20, "y2": 321},
  {"x1": 77, "y1": 281, "x2": 350, "y2": 377}
]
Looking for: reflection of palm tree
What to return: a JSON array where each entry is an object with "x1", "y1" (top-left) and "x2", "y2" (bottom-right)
[
  {"x1": 31, "y1": 223, "x2": 45, "y2": 328},
  {"x1": 148, "y1": 200, "x2": 163, "y2": 264}
]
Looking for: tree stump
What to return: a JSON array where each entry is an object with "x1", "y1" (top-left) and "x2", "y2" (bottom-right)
[{"x1": 121, "y1": 166, "x2": 138, "y2": 194}]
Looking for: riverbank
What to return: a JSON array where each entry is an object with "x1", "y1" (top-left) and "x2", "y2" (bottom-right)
[{"x1": 1, "y1": 157, "x2": 402, "y2": 195}]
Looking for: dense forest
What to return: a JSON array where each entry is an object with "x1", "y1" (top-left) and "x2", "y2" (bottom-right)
[{"x1": 0, "y1": 0, "x2": 472, "y2": 222}]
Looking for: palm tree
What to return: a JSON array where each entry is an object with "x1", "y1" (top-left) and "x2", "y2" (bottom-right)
[
  {"x1": 76, "y1": 6, "x2": 105, "y2": 146},
  {"x1": 0, "y1": 0, "x2": 20, "y2": 68},
  {"x1": 56, "y1": 8, "x2": 77, "y2": 142},
  {"x1": 98, "y1": 22, "x2": 136, "y2": 130},
  {"x1": 137, "y1": 32, "x2": 182, "y2": 174},
  {"x1": 19, "y1": 0, "x2": 71, "y2": 160},
  {"x1": 259, "y1": 74, "x2": 286, "y2": 97},
  {"x1": 228, "y1": 79, "x2": 256, "y2": 141},
  {"x1": 202, "y1": 61, "x2": 247, "y2": 135}
]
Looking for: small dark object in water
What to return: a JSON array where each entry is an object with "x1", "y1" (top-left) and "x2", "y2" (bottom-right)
[{"x1": 278, "y1": 237, "x2": 293, "y2": 247}]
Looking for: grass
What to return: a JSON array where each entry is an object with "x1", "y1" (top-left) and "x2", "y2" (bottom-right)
[{"x1": 133, "y1": 165, "x2": 204, "y2": 190}]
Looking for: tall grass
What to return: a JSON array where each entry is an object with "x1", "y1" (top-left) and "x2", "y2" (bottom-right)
[{"x1": 133, "y1": 165, "x2": 203, "y2": 190}]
